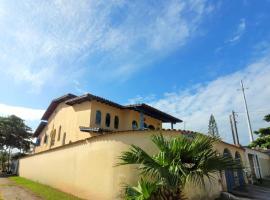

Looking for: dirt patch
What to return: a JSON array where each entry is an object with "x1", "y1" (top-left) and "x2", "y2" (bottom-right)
[{"x1": 0, "y1": 177, "x2": 43, "y2": 200}]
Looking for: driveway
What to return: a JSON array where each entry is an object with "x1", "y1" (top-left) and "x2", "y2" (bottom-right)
[{"x1": 0, "y1": 177, "x2": 43, "y2": 200}]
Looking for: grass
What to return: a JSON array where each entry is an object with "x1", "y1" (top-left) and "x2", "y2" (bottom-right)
[{"x1": 9, "y1": 176, "x2": 82, "y2": 200}]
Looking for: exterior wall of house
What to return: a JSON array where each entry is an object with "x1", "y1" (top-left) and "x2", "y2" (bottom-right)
[
  {"x1": 244, "y1": 148, "x2": 270, "y2": 180},
  {"x1": 34, "y1": 100, "x2": 162, "y2": 153},
  {"x1": 89, "y1": 100, "x2": 126, "y2": 130},
  {"x1": 34, "y1": 101, "x2": 92, "y2": 153},
  {"x1": 20, "y1": 131, "x2": 246, "y2": 200},
  {"x1": 89, "y1": 100, "x2": 162, "y2": 130}
]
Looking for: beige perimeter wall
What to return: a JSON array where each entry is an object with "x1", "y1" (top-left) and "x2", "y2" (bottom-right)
[{"x1": 19, "y1": 131, "x2": 245, "y2": 200}]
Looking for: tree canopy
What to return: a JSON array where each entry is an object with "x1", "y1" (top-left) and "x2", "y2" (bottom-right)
[
  {"x1": 249, "y1": 114, "x2": 270, "y2": 149},
  {"x1": 208, "y1": 114, "x2": 219, "y2": 137},
  {"x1": 0, "y1": 115, "x2": 32, "y2": 152},
  {"x1": 0, "y1": 115, "x2": 32, "y2": 172}
]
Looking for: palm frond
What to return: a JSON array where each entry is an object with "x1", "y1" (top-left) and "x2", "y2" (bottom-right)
[
  {"x1": 124, "y1": 179, "x2": 159, "y2": 200},
  {"x1": 118, "y1": 133, "x2": 242, "y2": 199}
]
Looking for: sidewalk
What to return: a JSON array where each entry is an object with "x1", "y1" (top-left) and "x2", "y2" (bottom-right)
[{"x1": 0, "y1": 177, "x2": 43, "y2": 200}]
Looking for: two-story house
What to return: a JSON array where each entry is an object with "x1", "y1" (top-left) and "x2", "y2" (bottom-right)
[{"x1": 33, "y1": 93, "x2": 182, "y2": 153}]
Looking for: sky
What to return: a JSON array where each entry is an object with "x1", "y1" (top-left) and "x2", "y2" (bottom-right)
[{"x1": 0, "y1": 0, "x2": 270, "y2": 145}]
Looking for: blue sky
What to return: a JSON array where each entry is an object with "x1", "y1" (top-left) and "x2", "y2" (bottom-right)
[{"x1": 0, "y1": 0, "x2": 270, "y2": 145}]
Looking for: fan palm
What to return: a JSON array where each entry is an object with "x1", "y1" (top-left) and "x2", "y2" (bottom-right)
[{"x1": 118, "y1": 133, "x2": 240, "y2": 200}]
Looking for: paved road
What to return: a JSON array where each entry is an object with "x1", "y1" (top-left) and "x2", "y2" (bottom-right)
[
  {"x1": 232, "y1": 184, "x2": 270, "y2": 200},
  {"x1": 0, "y1": 177, "x2": 43, "y2": 200}
]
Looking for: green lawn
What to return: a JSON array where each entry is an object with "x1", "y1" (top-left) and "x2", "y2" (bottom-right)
[{"x1": 9, "y1": 176, "x2": 82, "y2": 200}]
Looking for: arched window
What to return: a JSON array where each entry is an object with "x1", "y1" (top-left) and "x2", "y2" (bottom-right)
[
  {"x1": 148, "y1": 125, "x2": 155, "y2": 130},
  {"x1": 114, "y1": 116, "x2": 119, "y2": 129},
  {"x1": 132, "y1": 120, "x2": 138, "y2": 130},
  {"x1": 62, "y1": 132, "x2": 66, "y2": 145},
  {"x1": 235, "y1": 151, "x2": 245, "y2": 187},
  {"x1": 144, "y1": 123, "x2": 148, "y2": 129},
  {"x1": 50, "y1": 129, "x2": 56, "y2": 147},
  {"x1": 44, "y1": 134, "x2": 48, "y2": 144},
  {"x1": 105, "y1": 113, "x2": 111, "y2": 127},
  {"x1": 223, "y1": 148, "x2": 235, "y2": 192},
  {"x1": 95, "y1": 110, "x2": 102, "y2": 125},
  {"x1": 36, "y1": 137, "x2": 41, "y2": 146},
  {"x1": 57, "y1": 126, "x2": 62, "y2": 141},
  {"x1": 223, "y1": 148, "x2": 232, "y2": 158},
  {"x1": 235, "y1": 152, "x2": 242, "y2": 164}
]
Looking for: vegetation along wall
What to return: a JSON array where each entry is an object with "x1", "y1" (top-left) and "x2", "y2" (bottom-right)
[{"x1": 19, "y1": 131, "x2": 246, "y2": 200}]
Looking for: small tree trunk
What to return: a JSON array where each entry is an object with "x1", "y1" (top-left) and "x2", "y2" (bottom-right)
[{"x1": 7, "y1": 147, "x2": 11, "y2": 172}]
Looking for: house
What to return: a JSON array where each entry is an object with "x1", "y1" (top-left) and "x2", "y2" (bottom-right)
[
  {"x1": 244, "y1": 147, "x2": 270, "y2": 182},
  {"x1": 18, "y1": 93, "x2": 249, "y2": 200},
  {"x1": 33, "y1": 93, "x2": 181, "y2": 153}
]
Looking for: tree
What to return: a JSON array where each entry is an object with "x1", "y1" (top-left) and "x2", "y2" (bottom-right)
[
  {"x1": 208, "y1": 114, "x2": 219, "y2": 137},
  {"x1": 118, "y1": 134, "x2": 240, "y2": 200},
  {"x1": 0, "y1": 115, "x2": 32, "y2": 172},
  {"x1": 264, "y1": 114, "x2": 270, "y2": 122},
  {"x1": 0, "y1": 151, "x2": 8, "y2": 172},
  {"x1": 249, "y1": 114, "x2": 270, "y2": 149}
]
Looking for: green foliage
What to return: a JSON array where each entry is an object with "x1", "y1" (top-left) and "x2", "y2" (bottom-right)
[
  {"x1": 9, "y1": 176, "x2": 81, "y2": 200},
  {"x1": 249, "y1": 135, "x2": 270, "y2": 149},
  {"x1": 124, "y1": 179, "x2": 159, "y2": 200},
  {"x1": 118, "y1": 134, "x2": 240, "y2": 199},
  {"x1": 254, "y1": 127, "x2": 270, "y2": 137},
  {"x1": 208, "y1": 114, "x2": 219, "y2": 137},
  {"x1": 264, "y1": 114, "x2": 270, "y2": 122},
  {"x1": 0, "y1": 115, "x2": 32, "y2": 152},
  {"x1": 0, "y1": 115, "x2": 32, "y2": 172},
  {"x1": 0, "y1": 151, "x2": 8, "y2": 171},
  {"x1": 250, "y1": 114, "x2": 270, "y2": 149}
]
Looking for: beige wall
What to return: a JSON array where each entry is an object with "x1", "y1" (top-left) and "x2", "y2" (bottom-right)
[
  {"x1": 244, "y1": 148, "x2": 270, "y2": 179},
  {"x1": 35, "y1": 100, "x2": 162, "y2": 153},
  {"x1": 89, "y1": 100, "x2": 162, "y2": 130},
  {"x1": 20, "y1": 131, "x2": 246, "y2": 200},
  {"x1": 35, "y1": 101, "x2": 92, "y2": 153}
]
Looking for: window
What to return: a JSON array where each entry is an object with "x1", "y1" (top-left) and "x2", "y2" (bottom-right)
[
  {"x1": 44, "y1": 134, "x2": 48, "y2": 144},
  {"x1": 114, "y1": 116, "x2": 119, "y2": 129},
  {"x1": 144, "y1": 123, "x2": 148, "y2": 129},
  {"x1": 50, "y1": 130, "x2": 56, "y2": 147},
  {"x1": 132, "y1": 120, "x2": 138, "y2": 130},
  {"x1": 105, "y1": 113, "x2": 111, "y2": 127},
  {"x1": 62, "y1": 132, "x2": 66, "y2": 145},
  {"x1": 36, "y1": 138, "x2": 41, "y2": 146},
  {"x1": 148, "y1": 125, "x2": 155, "y2": 130},
  {"x1": 95, "y1": 110, "x2": 102, "y2": 125},
  {"x1": 57, "y1": 126, "x2": 62, "y2": 141}
]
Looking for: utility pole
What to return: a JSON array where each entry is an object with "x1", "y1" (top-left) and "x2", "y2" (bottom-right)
[
  {"x1": 229, "y1": 115, "x2": 236, "y2": 145},
  {"x1": 239, "y1": 80, "x2": 254, "y2": 142},
  {"x1": 231, "y1": 111, "x2": 240, "y2": 145}
]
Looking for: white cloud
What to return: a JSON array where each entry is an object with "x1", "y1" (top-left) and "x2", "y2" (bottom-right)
[
  {"x1": 0, "y1": 0, "x2": 213, "y2": 92},
  {"x1": 144, "y1": 53, "x2": 270, "y2": 145},
  {"x1": 227, "y1": 18, "x2": 246, "y2": 43},
  {"x1": 0, "y1": 103, "x2": 44, "y2": 121},
  {"x1": 215, "y1": 18, "x2": 247, "y2": 53}
]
